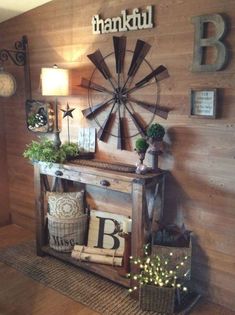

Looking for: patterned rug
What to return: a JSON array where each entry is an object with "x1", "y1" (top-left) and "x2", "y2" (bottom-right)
[{"x1": 0, "y1": 241, "x2": 198, "y2": 314}]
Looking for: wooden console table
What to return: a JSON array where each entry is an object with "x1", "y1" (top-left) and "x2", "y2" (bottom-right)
[{"x1": 34, "y1": 161, "x2": 166, "y2": 287}]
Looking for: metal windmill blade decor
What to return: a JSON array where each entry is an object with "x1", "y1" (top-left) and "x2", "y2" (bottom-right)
[{"x1": 79, "y1": 36, "x2": 170, "y2": 151}]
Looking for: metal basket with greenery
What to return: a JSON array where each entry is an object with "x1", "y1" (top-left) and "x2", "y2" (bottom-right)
[{"x1": 23, "y1": 139, "x2": 79, "y2": 164}]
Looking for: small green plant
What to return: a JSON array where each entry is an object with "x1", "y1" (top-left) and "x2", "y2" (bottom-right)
[
  {"x1": 147, "y1": 123, "x2": 165, "y2": 140},
  {"x1": 135, "y1": 138, "x2": 149, "y2": 153},
  {"x1": 61, "y1": 142, "x2": 79, "y2": 158},
  {"x1": 127, "y1": 244, "x2": 188, "y2": 293},
  {"x1": 27, "y1": 113, "x2": 47, "y2": 129},
  {"x1": 23, "y1": 139, "x2": 79, "y2": 164}
]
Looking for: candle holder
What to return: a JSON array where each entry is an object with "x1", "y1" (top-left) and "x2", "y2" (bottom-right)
[
  {"x1": 53, "y1": 97, "x2": 61, "y2": 149},
  {"x1": 135, "y1": 151, "x2": 148, "y2": 175},
  {"x1": 117, "y1": 231, "x2": 131, "y2": 275},
  {"x1": 135, "y1": 138, "x2": 149, "y2": 175},
  {"x1": 147, "y1": 139, "x2": 163, "y2": 172},
  {"x1": 53, "y1": 130, "x2": 61, "y2": 149}
]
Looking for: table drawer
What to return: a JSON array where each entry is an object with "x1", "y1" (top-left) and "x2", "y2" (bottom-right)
[{"x1": 39, "y1": 164, "x2": 132, "y2": 194}]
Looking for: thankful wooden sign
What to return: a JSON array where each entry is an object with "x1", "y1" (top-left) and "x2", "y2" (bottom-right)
[{"x1": 92, "y1": 6, "x2": 153, "y2": 34}]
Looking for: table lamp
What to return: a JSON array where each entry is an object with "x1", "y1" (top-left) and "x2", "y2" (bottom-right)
[{"x1": 41, "y1": 65, "x2": 69, "y2": 149}]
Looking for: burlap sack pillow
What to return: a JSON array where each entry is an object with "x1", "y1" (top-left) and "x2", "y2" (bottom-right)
[{"x1": 47, "y1": 191, "x2": 84, "y2": 219}]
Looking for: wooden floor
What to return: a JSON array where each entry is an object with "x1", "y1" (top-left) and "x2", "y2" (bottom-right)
[{"x1": 0, "y1": 225, "x2": 234, "y2": 315}]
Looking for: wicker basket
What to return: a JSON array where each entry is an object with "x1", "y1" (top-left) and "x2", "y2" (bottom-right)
[
  {"x1": 151, "y1": 238, "x2": 192, "y2": 280},
  {"x1": 139, "y1": 284, "x2": 175, "y2": 313},
  {"x1": 47, "y1": 213, "x2": 88, "y2": 252}
]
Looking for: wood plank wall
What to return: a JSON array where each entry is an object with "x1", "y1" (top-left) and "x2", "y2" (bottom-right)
[
  {"x1": 0, "y1": 0, "x2": 235, "y2": 310},
  {"x1": 0, "y1": 99, "x2": 10, "y2": 226}
]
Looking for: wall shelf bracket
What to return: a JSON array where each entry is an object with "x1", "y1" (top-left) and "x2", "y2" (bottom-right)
[
  {"x1": 0, "y1": 35, "x2": 31, "y2": 99},
  {"x1": 0, "y1": 36, "x2": 27, "y2": 66}
]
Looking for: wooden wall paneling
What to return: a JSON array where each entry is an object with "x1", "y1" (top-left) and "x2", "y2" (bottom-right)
[
  {"x1": 0, "y1": 99, "x2": 10, "y2": 226},
  {"x1": 0, "y1": 0, "x2": 235, "y2": 310}
]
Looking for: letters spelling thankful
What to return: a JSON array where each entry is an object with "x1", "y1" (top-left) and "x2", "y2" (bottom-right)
[{"x1": 92, "y1": 6, "x2": 153, "y2": 34}]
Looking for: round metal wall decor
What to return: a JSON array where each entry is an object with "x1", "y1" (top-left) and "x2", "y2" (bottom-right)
[
  {"x1": 81, "y1": 36, "x2": 169, "y2": 150},
  {"x1": 0, "y1": 68, "x2": 17, "y2": 97}
]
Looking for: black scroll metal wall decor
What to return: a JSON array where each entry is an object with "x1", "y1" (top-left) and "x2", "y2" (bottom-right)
[
  {"x1": 0, "y1": 35, "x2": 31, "y2": 99},
  {"x1": 80, "y1": 36, "x2": 170, "y2": 151}
]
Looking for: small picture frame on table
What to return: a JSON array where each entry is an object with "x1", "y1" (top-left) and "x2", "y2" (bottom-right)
[{"x1": 190, "y1": 88, "x2": 217, "y2": 118}]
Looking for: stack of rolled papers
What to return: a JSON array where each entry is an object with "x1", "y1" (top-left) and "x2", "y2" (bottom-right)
[{"x1": 71, "y1": 245, "x2": 124, "y2": 266}]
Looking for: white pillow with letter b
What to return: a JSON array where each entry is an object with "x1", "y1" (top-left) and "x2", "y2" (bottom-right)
[{"x1": 87, "y1": 210, "x2": 128, "y2": 251}]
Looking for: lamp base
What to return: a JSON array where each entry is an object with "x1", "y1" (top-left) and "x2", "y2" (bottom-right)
[{"x1": 53, "y1": 130, "x2": 61, "y2": 149}]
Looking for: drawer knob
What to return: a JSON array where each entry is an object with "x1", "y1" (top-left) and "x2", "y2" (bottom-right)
[
  {"x1": 55, "y1": 170, "x2": 63, "y2": 176},
  {"x1": 100, "y1": 179, "x2": 110, "y2": 187}
]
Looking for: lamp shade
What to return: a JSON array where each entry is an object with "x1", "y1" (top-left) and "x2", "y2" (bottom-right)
[{"x1": 41, "y1": 66, "x2": 69, "y2": 96}]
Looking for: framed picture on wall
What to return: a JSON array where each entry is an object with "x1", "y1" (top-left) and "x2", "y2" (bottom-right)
[
  {"x1": 190, "y1": 88, "x2": 217, "y2": 118},
  {"x1": 25, "y1": 100, "x2": 54, "y2": 133}
]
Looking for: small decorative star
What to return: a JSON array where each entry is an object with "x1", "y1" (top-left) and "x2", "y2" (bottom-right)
[{"x1": 61, "y1": 102, "x2": 75, "y2": 118}]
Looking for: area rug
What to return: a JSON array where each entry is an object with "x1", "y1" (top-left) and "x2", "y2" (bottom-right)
[{"x1": 0, "y1": 241, "x2": 198, "y2": 315}]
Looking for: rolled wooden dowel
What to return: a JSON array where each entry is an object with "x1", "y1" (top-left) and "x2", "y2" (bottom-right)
[
  {"x1": 73, "y1": 245, "x2": 124, "y2": 257},
  {"x1": 71, "y1": 251, "x2": 123, "y2": 266}
]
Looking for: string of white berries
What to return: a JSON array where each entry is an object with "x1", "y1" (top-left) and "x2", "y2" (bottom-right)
[{"x1": 127, "y1": 244, "x2": 189, "y2": 293}]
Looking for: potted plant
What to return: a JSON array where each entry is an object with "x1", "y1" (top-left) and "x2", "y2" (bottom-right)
[
  {"x1": 135, "y1": 138, "x2": 149, "y2": 174},
  {"x1": 147, "y1": 123, "x2": 165, "y2": 151},
  {"x1": 146, "y1": 123, "x2": 165, "y2": 171},
  {"x1": 135, "y1": 137, "x2": 149, "y2": 153},
  {"x1": 127, "y1": 244, "x2": 189, "y2": 313},
  {"x1": 23, "y1": 138, "x2": 79, "y2": 165}
]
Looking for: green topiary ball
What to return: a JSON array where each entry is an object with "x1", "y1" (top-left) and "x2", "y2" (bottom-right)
[
  {"x1": 135, "y1": 138, "x2": 149, "y2": 153},
  {"x1": 147, "y1": 123, "x2": 165, "y2": 140}
]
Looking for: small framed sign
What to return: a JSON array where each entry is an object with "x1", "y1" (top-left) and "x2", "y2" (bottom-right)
[
  {"x1": 78, "y1": 127, "x2": 96, "y2": 152},
  {"x1": 190, "y1": 89, "x2": 217, "y2": 118}
]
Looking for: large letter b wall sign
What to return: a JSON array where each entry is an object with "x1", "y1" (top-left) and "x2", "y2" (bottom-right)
[
  {"x1": 88, "y1": 210, "x2": 126, "y2": 251},
  {"x1": 191, "y1": 14, "x2": 228, "y2": 72}
]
